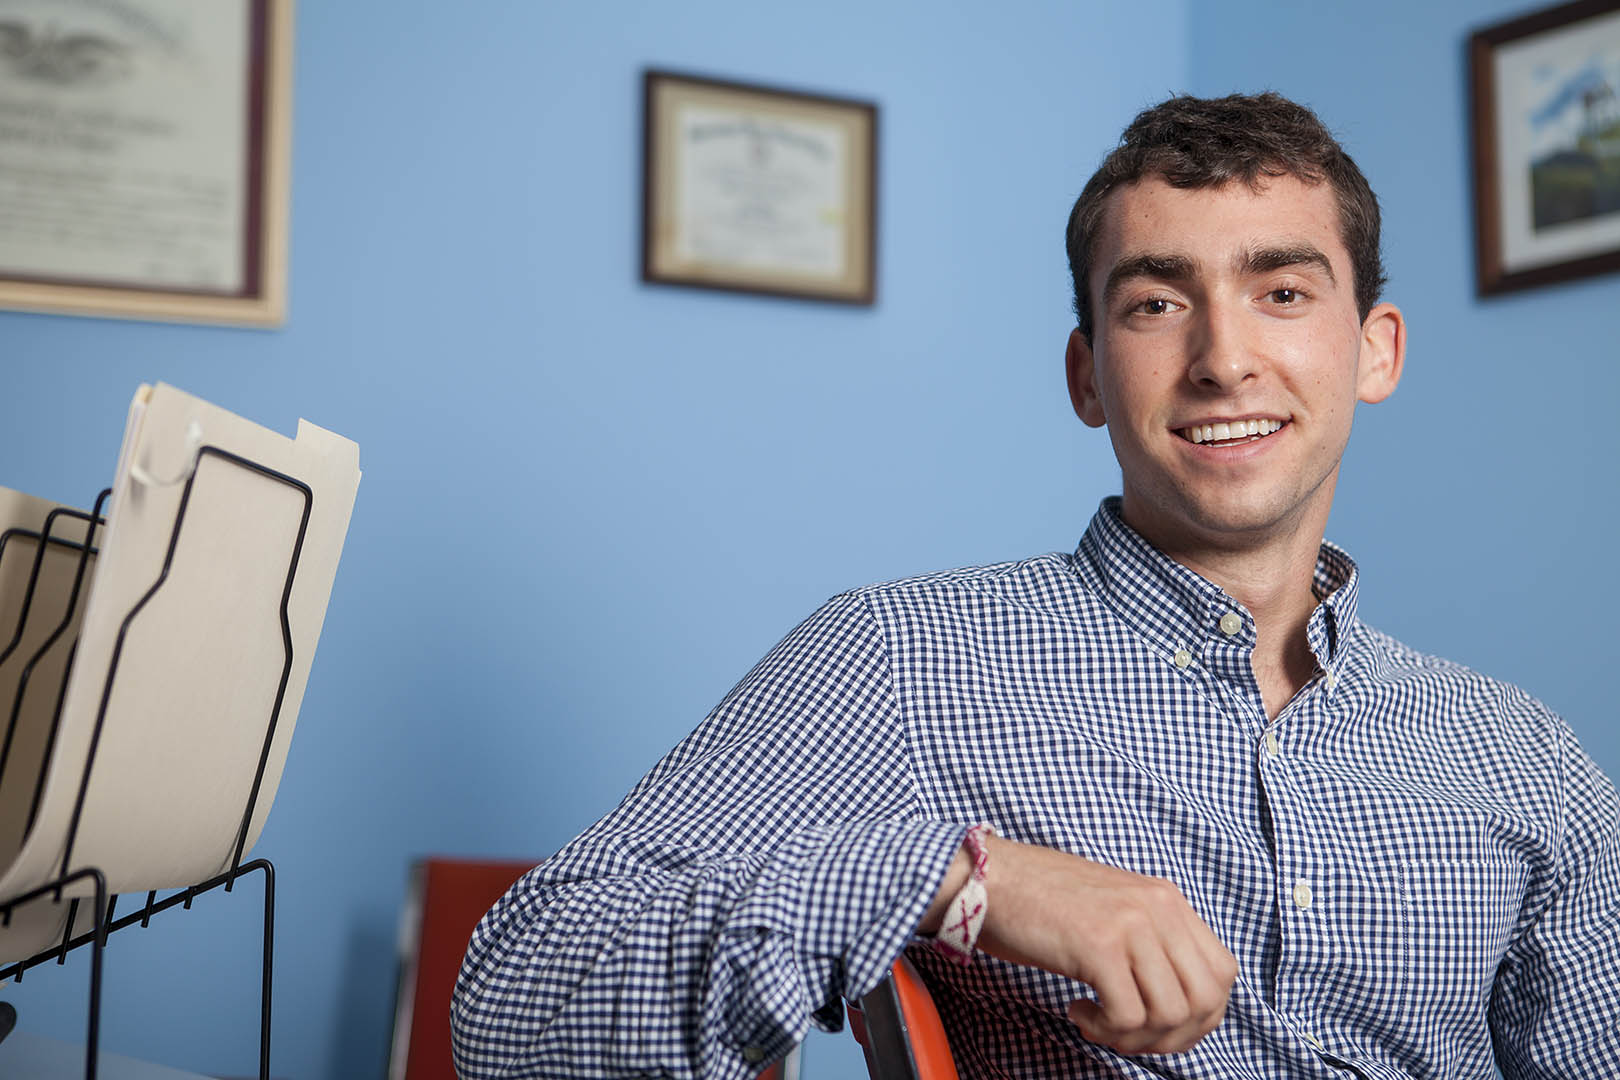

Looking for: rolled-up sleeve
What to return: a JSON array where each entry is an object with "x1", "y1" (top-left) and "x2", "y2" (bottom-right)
[{"x1": 451, "y1": 591, "x2": 966, "y2": 1079}]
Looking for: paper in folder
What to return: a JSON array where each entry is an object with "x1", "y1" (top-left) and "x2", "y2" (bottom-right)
[{"x1": 0, "y1": 384, "x2": 360, "y2": 963}]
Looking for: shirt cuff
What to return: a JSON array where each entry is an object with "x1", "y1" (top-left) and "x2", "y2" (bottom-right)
[{"x1": 711, "y1": 818, "x2": 968, "y2": 1064}]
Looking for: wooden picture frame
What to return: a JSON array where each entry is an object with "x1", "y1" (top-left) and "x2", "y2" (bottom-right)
[
  {"x1": 0, "y1": 0, "x2": 292, "y2": 326},
  {"x1": 1470, "y1": 0, "x2": 1620, "y2": 295},
  {"x1": 642, "y1": 69, "x2": 878, "y2": 305}
]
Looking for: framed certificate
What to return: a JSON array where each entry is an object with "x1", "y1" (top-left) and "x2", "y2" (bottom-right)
[
  {"x1": 642, "y1": 69, "x2": 878, "y2": 305},
  {"x1": 0, "y1": 0, "x2": 292, "y2": 326},
  {"x1": 1470, "y1": 0, "x2": 1620, "y2": 294}
]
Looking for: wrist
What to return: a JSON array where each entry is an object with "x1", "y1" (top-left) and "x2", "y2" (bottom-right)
[
  {"x1": 920, "y1": 843, "x2": 975, "y2": 934},
  {"x1": 929, "y1": 824, "x2": 995, "y2": 964}
]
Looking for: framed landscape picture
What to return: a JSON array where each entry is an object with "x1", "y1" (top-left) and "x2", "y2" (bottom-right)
[
  {"x1": 1470, "y1": 0, "x2": 1620, "y2": 294},
  {"x1": 642, "y1": 69, "x2": 878, "y2": 305}
]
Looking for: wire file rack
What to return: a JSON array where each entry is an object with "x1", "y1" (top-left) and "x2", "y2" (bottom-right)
[{"x1": 0, "y1": 445, "x2": 316, "y2": 1080}]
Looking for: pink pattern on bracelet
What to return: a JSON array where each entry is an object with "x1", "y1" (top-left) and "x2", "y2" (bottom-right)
[{"x1": 933, "y1": 823, "x2": 994, "y2": 965}]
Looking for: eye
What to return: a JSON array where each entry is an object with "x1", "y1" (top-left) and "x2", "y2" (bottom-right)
[
  {"x1": 1134, "y1": 297, "x2": 1178, "y2": 315},
  {"x1": 1269, "y1": 287, "x2": 1301, "y2": 304}
]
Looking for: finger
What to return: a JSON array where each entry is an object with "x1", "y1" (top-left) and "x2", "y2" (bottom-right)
[
  {"x1": 1070, "y1": 953, "x2": 1148, "y2": 1049},
  {"x1": 1070, "y1": 935, "x2": 1186, "y2": 1055},
  {"x1": 1182, "y1": 923, "x2": 1238, "y2": 1033},
  {"x1": 1162, "y1": 924, "x2": 1230, "y2": 1038},
  {"x1": 1067, "y1": 998, "x2": 1112, "y2": 1046},
  {"x1": 1195, "y1": 930, "x2": 1240, "y2": 996},
  {"x1": 1122, "y1": 918, "x2": 1233, "y2": 1054},
  {"x1": 1114, "y1": 934, "x2": 1191, "y2": 1054}
]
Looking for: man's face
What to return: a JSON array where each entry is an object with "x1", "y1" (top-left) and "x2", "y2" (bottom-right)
[{"x1": 1066, "y1": 174, "x2": 1404, "y2": 557}]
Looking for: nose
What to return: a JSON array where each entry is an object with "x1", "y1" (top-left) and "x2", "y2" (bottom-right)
[{"x1": 1186, "y1": 300, "x2": 1259, "y2": 393}]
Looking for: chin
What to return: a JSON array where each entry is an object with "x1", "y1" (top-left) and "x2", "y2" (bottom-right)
[
  {"x1": 1131, "y1": 485, "x2": 1311, "y2": 547},
  {"x1": 1190, "y1": 486, "x2": 1337, "y2": 544}
]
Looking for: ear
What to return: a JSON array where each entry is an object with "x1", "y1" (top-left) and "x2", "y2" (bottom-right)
[
  {"x1": 1356, "y1": 302, "x2": 1405, "y2": 405},
  {"x1": 1065, "y1": 328, "x2": 1108, "y2": 428}
]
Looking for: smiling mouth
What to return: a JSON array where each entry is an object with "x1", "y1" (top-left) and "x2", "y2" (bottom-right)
[{"x1": 1177, "y1": 418, "x2": 1287, "y2": 446}]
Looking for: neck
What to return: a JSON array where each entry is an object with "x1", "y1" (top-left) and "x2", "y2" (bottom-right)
[{"x1": 1121, "y1": 500, "x2": 1326, "y2": 721}]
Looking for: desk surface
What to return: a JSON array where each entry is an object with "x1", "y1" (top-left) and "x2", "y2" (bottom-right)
[{"x1": 0, "y1": 1029, "x2": 215, "y2": 1079}]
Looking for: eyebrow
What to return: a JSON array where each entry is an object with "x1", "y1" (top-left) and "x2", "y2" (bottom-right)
[
  {"x1": 1102, "y1": 253, "x2": 1198, "y2": 304},
  {"x1": 1101, "y1": 244, "x2": 1338, "y2": 306},
  {"x1": 1241, "y1": 244, "x2": 1337, "y2": 283}
]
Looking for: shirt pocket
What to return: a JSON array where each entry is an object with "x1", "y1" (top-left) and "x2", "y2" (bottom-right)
[{"x1": 1400, "y1": 859, "x2": 1528, "y2": 1035}]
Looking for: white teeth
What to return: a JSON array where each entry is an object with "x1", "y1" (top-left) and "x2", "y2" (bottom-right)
[{"x1": 1181, "y1": 418, "x2": 1283, "y2": 443}]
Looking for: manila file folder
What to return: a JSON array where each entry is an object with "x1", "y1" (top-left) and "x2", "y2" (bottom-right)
[{"x1": 0, "y1": 383, "x2": 360, "y2": 962}]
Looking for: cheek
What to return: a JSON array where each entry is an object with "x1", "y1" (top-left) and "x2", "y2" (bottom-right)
[
  {"x1": 1286, "y1": 329, "x2": 1363, "y2": 411},
  {"x1": 1106, "y1": 360, "x2": 1169, "y2": 415}
]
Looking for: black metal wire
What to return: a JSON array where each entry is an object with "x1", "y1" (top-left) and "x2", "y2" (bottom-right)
[
  {"x1": 0, "y1": 862, "x2": 273, "y2": 1080},
  {"x1": 60, "y1": 450, "x2": 310, "y2": 888},
  {"x1": 0, "y1": 866, "x2": 107, "y2": 1080},
  {"x1": 0, "y1": 861, "x2": 274, "y2": 982},
  {"x1": 0, "y1": 512, "x2": 102, "y2": 666},
  {"x1": 26, "y1": 636, "x2": 79, "y2": 835},
  {"x1": 0, "y1": 446, "x2": 308, "y2": 1080},
  {"x1": 5, "y1": 491, "x2": 111, "y2": 841},
  {"x1": 0, "y1": 506, "x2": 106, "y2": 798}
]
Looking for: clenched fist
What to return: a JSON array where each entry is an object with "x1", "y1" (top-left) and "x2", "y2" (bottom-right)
[{"x1": 921, "y1": 834, "x2": 1237, "y2": 1056}]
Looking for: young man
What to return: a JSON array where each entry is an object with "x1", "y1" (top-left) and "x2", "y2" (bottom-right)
[{"x1": 453, "y1": 93, "x2": 1620, "y2": 1079}]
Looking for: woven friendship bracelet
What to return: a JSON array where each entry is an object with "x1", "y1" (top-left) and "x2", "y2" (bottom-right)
[{"x1": 933, "y1": 823, "x2": 995, "y2": 965}]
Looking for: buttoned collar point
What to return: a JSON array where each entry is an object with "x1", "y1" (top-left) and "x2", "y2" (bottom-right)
[{"x1": 1074, "y1": 497, "x2": 1360, "y2": 679}]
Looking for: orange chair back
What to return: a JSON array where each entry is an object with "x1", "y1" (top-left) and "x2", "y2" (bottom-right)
[{"x1": 847, "y1": 955, "x2": 960, "y2": 1080}]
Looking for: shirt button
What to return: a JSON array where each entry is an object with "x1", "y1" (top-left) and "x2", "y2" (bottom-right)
[
  {"x1": 1323, "y1": 670, "x2": 1337, "y2": 690},
  {"x1": 742, "y1": 1045, "x2": 766, "y2": 1063},
  {"x1": 1304, "y1": 1031, "x2": 1326, "y2": 1052},
  {"x1": 1293, "y1": 879, "x2": 1314, "y2": 909},
  {"x1": 1173, "y1": 648, "x2": 1192, "y2": 668},
  {"x1": 1219, "y1": 612, "x2": 1242, "y2": 635},
  {"x1": 1263, "y1": 731, "x2": 1280, "y2": 757}
]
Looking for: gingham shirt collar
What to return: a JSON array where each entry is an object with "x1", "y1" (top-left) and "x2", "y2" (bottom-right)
[{"x1": 1076, "y1": 496, "x2": 1360, "y2": 674}]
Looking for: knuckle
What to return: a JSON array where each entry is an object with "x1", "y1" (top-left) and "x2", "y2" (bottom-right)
[
  {"x1": 1193, "y1": 1005, "x2": 1227, "y2": 1042},
  {"x1": 1102, "y1": 921, "x2": 1144, "y2": 956},
  {"x1": 1167, "y1": 1002, "x2": 1193, "y2": 1028},
  {"x1": 1144, "y1": 875, "x2": 1183, "y2": 901},
  {"x1": 1110, "y1": 1001, "x2": 1148, "y2": 1031},
  {"x1": 1189, "y1": 985, "x2": 1225, "y2": 1015},
  {"x1": 1105, "y1": 1027, "x2": 1144, "y2": 1052},
  {"x1": 1115, "y1": 909, "x2": 1152, "y2": 938}
]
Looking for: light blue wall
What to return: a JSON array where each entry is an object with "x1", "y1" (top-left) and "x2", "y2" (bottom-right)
[
  {"x1": 9, "y1": 2, "x2": 1614, "y2": 1076},
  {"x1": 1, "y1": 3, "x2": 1188, "y2": 1078},
  {"x1": 1188, "y1": 2, "x2": 1620, "y2": 781}
]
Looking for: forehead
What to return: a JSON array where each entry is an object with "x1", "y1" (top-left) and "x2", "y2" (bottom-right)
[{"x1": 1092, "y1": 174, "x2": 1348, "y2": 282}]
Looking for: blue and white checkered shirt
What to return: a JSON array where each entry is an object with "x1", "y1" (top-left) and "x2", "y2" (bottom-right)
[{"x1": 453, "y1": 499, "x2": 1620, "y2": 1079}]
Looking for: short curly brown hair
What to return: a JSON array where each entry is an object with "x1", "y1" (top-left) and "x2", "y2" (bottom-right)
[{"x1": 1065, "y1": 92, "x2": 1386, "y2": 342}]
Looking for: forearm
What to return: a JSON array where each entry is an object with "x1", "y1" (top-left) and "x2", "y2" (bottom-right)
[{"x1": 453, "y1": 819, "x2": 967, "y2": 1078}]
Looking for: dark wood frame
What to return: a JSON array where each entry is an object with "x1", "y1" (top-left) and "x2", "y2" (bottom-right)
[
  {"x1": 0, "y1": 0, "x2": 292, "y2": 326},
  {"x1": 1470, "y1": 0, "x2": 1620, "y2": 295},
  {"x1": 641, "y1": 69, "x2": 878, "y2": 305}
]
